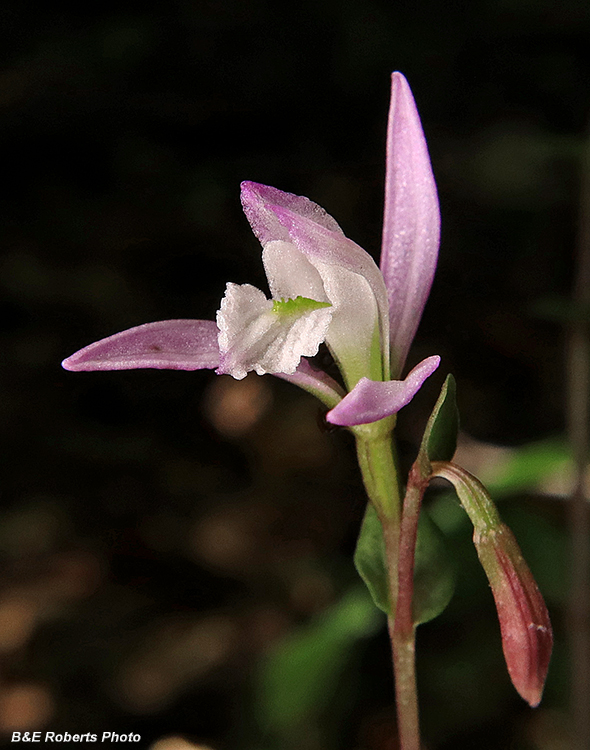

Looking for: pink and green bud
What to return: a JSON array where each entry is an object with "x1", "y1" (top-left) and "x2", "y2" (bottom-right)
[
  {"x1": 431, "y1": 462, "x2": 552, "y2": 707},
  {"x1": 475, "y1": 524, "x2": 553, "y2": 707}
]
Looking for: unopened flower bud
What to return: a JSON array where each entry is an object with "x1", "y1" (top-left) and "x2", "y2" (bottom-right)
[{"x1": 474, "y1": 523, "x2": 553, "y2": 707}]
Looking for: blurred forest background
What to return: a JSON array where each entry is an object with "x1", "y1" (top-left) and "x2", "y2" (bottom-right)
[{"x1": 0, "y1": 0, "x2": 587, "y2": 747}]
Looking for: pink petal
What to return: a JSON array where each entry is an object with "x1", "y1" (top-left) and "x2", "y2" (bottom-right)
[
  {"x1": 62, "y1": 320, "x2": 220, "y2": 372},
  {"x1": 271, "y1": 205, "x2": 382, "y2": 288},
  {"x1": 241, "y1": 183, "x2": 379, "y2": 294},
  {"x1": 275, "y1": 358, "x2": 345, "y2": 408},
  {"x1": 382, "y1": 73, "x2": 440, "y2": 374},
  {"x1": 240, "y1": 181, "x2": 344, "y2": 247},
  {"x1": 326, "y1": 355, "x2": 440, "y2": 426}
]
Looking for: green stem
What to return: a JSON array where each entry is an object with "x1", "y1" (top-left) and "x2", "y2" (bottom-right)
[
  {"x1": 431, "y1": 461, "x2": 501, "y2": 530},
  {"x1": 355, "y1": 426, "x2": 401, "y2": 522},
  {"x1": 354, "y1": 425, "x2": 423, "y2": 750},
  {"x1": 355, "y1": 427, "x2": 402, "y2": 604}
]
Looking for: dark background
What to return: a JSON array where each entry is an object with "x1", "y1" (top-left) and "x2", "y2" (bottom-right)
[{"x1": 0, "y1": 0, "x2": 585, "y2": 748}]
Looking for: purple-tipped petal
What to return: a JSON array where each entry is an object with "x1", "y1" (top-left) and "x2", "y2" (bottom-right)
[
  {"x1": 270, "y1": 205, "x2": 391, "y2": 380},
  {"x1": 381, "y1": 73, "x2": 440, "y2": 375},
  {"x1": 326, "y1": 355, "x2": 440, "y2": 426},
  {"x1": 241, "y1": 181, "x2": 391, "y2": 384},
  {"x1": 275, "y1": 358, "x2": 345, "y2": 409},
  {"x1": 240, "y1": 181, "x2": 344, "y2": 247},
  {"x1": 272, "y1": 206, "x2": 386, "y2": 298},
  {"x1": 62, "y1": 319, "x2": 220, "y2": 372},
  {"x1": 241, "y1": 183, "x2": 383, "y2": 310}
]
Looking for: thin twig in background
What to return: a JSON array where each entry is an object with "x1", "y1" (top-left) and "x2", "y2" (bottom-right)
[{"x1": 567, "y1": 119, "x2": 590, "y2": 750}]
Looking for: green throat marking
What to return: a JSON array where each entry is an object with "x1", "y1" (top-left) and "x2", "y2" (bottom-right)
[{"x1": 272, "y1": 296, "x2": 331, "y2": 317}]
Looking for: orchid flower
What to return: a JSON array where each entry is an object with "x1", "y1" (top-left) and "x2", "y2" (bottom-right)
[{"x1": 62, "y1": 73, "x2": 440, "y2": 429}]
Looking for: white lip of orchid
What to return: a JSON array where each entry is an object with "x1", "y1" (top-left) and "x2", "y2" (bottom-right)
[
  {"x1": 216, "y1": 282, "x2": 332, "y2": 380},
  {"x1": 217, "y1": 237, "x2": 384, "y2": 390}
]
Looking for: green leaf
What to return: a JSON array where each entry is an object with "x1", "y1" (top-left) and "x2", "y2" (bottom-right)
[
  {"x1": 354, "y1": 503, "x2": 390, "y2": 614},
  {"x1": 354, "y1": 503, "x2": 455, "y2": 624},
  {"x1": 486, "y1": 438, "x2": 569, "y2": 497},
  {"x1": 412, "y1": 511, "x2": 456, "y2": 624},
  {"x1": 255, "y1": 586, "x2": 382, "y2": 733},
  {"x1": 420, "y1": 373, "x2": 459, "y2": 465}
]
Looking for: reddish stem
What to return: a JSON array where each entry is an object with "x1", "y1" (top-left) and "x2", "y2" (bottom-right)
[{"x1": 389, "y1": 466, "x2": 429, "y2": 750}]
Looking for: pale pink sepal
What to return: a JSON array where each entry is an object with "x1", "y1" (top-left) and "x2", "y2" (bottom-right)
[
  {"x1": 326, "y1": 355, "x2": 440, "y2": 426},
  {"x1": 240, "y1": 181, "x2": 344, "y2": 247},
  {"x1": 61, "y1": 318, "x2": 344, "y2": 409},
  {"x1": 275, "y1": 358, "x2": 345, "y2": 409},
  {"x1": 381, "y1": 73, "x2": 440, "y2": 375},
  {"x1": 61, "y1": 320, "x2": 220, "y2": 371}
]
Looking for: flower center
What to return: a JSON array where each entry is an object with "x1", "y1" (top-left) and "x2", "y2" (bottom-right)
[{"x1": 271, "y1": 296, "x2": 331, "y2": 316}]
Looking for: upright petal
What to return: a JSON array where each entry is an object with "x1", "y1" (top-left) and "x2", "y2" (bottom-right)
[
  {"x1": 242, "y1": 183, "x2": 387, "y2": 344},
  {"x1": 263, "y1": 236, "x2": 382, "y2": 388},
  {"x1": 62, "y1": 320, "x2": 220, "y2": 371},
  {"x1": 381, "y1": 72, "x2": 440, "y2": 375}
]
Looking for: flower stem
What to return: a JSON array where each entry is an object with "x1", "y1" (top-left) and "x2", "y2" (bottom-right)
[
  {"x1": 389, "y1": 618, "x2": 419, "y2": 750},
  {"x1": 355, "y1": 426, "x2": 403, "y2": 615},
  {"x1": 355, "y1": 427, "x2": 423, "y2": 750},
  {"x1": 390, "y1": 467, "x2": 428, "y2": 750},
  {"x1": 355, "y1": 426, "x2": 401, "y2": 521}
]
